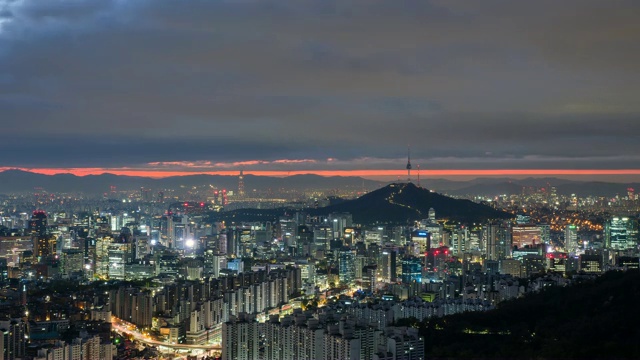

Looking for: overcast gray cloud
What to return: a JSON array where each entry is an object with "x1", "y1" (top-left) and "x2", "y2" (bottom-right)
[{"x1": 0, "y1": 0, "x2": 639, "y2": 171}]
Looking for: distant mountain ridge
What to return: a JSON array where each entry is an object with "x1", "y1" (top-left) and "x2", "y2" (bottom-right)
[
  {"x1": 0, "y1": 170, "x2": 637, "y2": 197},
  {"x1": 0, "y1": 170, "x2": 382, "y2": 194}
]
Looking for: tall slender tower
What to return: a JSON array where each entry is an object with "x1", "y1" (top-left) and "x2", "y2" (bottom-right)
[
  {"x1": 417, "y1": 165, "x2": 421, "y2": 187},
  {"x1": 238, "y1": 170, "x2": 245, "y2": 198},
  {"x1": 406, "y1": 145, "x2": 412, "y2": 182}
]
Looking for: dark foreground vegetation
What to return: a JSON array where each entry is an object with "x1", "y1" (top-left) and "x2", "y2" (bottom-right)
[{"x1": 400, "y1": 270, "x2": 640, "y2": 359}]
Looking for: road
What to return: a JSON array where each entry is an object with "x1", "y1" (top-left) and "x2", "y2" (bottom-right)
[{"x1": 112, "y1": 319, "x2": 222, "y2": 351}]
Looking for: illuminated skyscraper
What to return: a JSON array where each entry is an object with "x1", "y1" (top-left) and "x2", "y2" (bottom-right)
[
  {"x1": 401, "y1": 257, "x2": 422, "y2": 284},
  {"x1": 30, "y1": 210, "x2": 57, "y2": 261},
  {"x1": 484, "y1": 222, "x2": 510, "y2": 260},
  {"x1": 605, "y1": 216, "x2": 638, "y2": 250},
  {"x1": 339, "y1": 247, "x2": 356, "y2": 285},
  {"x1": 28, "y1": 210, "x2": 47, "y2": 237},
  {"x1": 565, "y1": 225, "x2": 579, "y2": 254},
  {"x1": 94, "y1": 235, "x2": 114, "y2": 278},
  {"x1": 313, "y1": 225, "x2": 332, "y2": 250},
  {"x1": 379, "y1": 247, "x2": 397, "y2": 282}
]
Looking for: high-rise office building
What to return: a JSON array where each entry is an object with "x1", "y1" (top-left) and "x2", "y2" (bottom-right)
[
  {"x1": 30, "y1": 210, "x2": 57, "y2": 261},
  {"x1": 484, "y1": 222, "x2": 510, "y2": 260},
  {"x1": 379, "y1": 247, "x2": 397, "y2": 283},
  {"x1": 313, "y1": 225, "x2": 332, "y2": 251},
  {"x1": 339, "y1": 247, "x2": 356, "y2": 285},
  {"x1": 565, "y1": 225, "x2": 579, "y2": 254},
  {"x1": 605, "y1": 216, "x2": 638, "y2": 250},
  {"x1": 28, "y1": 210, "x2": 48, "y2": 237},
  {"x1": 401, "y1": 257, "x2": 422, "y2": 284},
  {"x1": 33, "y1": 235, "x2": 57, "y2": 261}
]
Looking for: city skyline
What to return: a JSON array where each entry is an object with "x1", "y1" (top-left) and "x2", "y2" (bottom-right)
[
  {"x1": 2, "y1": 2, "x2": 640, "y2": 357},
  {"x1": 1, "y1": 0, "x2": 639, "y2": 176}
]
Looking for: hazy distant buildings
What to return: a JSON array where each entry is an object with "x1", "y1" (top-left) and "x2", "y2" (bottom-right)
[{"x1": 238, "y1": 170, "x2": 245, "y2": 198}]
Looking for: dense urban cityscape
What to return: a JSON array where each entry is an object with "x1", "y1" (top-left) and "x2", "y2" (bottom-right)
[
  {"x1": 0, "y1": 169, "x2": 638, "y2": 359},
  {"x1": 2, "y1": 0, "x2": 639, "y2": 359}
]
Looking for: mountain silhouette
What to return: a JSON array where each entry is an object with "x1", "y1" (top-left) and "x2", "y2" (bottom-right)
[
  {"x1": 309, "y1": 182, "x2": 511, "y2": 224},
  {"x1": 217, "y1": 182, "x2": 512, "y2": 225},
  {"x1": 304, "y1": 183, "x2": 511, "y2": 224}
]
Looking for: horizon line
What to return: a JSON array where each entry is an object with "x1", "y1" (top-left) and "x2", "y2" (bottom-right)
[{"x1": 2, "y1": 167, "x2": 640, "y2": 179}]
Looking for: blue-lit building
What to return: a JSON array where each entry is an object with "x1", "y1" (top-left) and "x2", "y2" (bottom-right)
[
  {"x1": 339, "y1": 247, "x2": 356, "y2": 285},
  {"x1": 401, "y1": 256, "x2": 422, "y2": 284}
]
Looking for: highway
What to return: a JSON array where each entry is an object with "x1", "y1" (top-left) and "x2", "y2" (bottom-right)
[{"x1": 111, "y1": 318, "x2": 222, "y2": 351}]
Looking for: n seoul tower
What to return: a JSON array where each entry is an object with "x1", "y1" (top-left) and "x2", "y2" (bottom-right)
[{"x1": 406, "y1": 145, "x2": 412, "y2": 182}]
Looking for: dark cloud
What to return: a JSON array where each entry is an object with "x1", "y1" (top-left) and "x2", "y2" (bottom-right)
[{"x1": 0, "y1": 0, "x2": 639, "y2": 171}]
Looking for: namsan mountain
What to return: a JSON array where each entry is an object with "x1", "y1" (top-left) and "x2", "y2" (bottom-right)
[
  {"x1": 218, "y1": 182, "x2": 512, "y2": 225},
  {"x1": 309, "y1": 182, "x2": 512, "y2": 225}
]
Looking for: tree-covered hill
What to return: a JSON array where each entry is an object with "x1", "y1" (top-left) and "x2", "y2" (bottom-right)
[{"x1": 413, "y1": 270, "x2": 640, "y2": 359}]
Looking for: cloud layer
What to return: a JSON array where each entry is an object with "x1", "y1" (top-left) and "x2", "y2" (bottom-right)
[{"x1": 1, "y1": 0, "x2": 639, "y2": 171}]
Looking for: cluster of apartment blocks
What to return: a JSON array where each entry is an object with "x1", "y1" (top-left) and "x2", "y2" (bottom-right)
[
  {"x1": 0, "y1": 317, "x2": 112, "y2": 360},
  {"x1": 32, "y1": 334, "x2": 113, "y2": 360},
  {"x1": 221, "y1": 294, "x2": 495, "y2": 360},
  {"x1": 336, "y1": 297, "x2": 494, "y2": 329},
  {"x1": 222, "y1": 310, "x2": 425, "y2": 360},
  {"x1": 107, "y1": 266, "x2": 302, "y2": 344}
]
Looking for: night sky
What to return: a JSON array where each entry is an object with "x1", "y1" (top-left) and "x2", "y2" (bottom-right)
[{"x1": 1, "y1": 0, "x2": 639, "y2": 179}]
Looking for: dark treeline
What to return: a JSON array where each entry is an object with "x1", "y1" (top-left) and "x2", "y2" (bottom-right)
[{"x1": 397, "y1": 270, "x2": 640, "y2": 359}]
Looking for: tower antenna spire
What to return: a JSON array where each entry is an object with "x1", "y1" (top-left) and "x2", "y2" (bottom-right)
[
  {"x1": 417, "y1": 164, "x2": 420, "y2": 187},
  {"x1": 406, "y1": 145, "x2": 412, "y2": 182}
]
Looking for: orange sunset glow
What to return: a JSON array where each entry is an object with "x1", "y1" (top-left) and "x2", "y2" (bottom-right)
[{"x1": 3, "y1": 168, "x2": 640, "y2": 179}]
